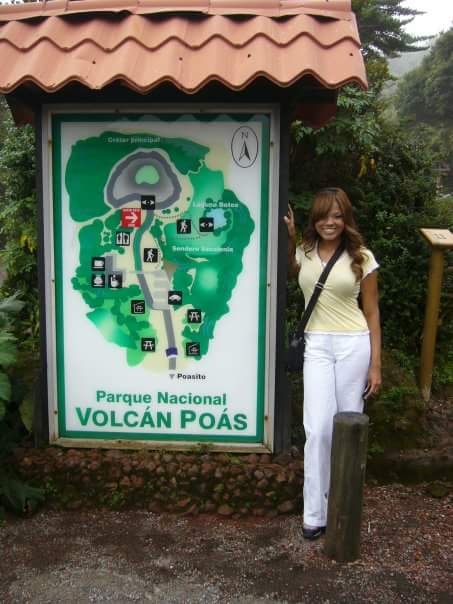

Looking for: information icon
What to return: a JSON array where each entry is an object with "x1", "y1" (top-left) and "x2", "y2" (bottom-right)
[
  {"x1": 141, "y1": 338, "x2": 156, "y2": 352},
  {"x1": 186, "y1": 342, "x2": 200, "y2": 357},
  {"x1": 177, "y1": 219, "x2": 191, "y2": 234}
]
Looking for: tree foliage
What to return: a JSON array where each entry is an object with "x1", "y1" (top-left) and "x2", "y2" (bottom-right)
[
  {"x1": 290, "y1": 86, "x2": 451, "y2": 363},
  {"x1": 0, "y1": 294, "x2": 24, "y2": 408},
  {"x1": 397, "y1": 28, "x2": 453, "y2": 123},
  {"x1": 396, "y1": 28, "x2": 453, "y2": 194},
  {"x1": 0, "y1": 98, "x2": 38, "y2": 350},
  {"x1": 352, "y1": 0, "x2": 429, "y2": 58}
]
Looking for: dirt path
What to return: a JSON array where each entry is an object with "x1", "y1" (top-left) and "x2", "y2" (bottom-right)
[{"x1": 0, "y1": 484, "x2": 452, "y2": 603}]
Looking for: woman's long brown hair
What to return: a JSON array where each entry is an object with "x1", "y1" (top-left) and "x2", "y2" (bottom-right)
[{"x1": 301, "y1": 188, "x2": 366, "y2": 280}]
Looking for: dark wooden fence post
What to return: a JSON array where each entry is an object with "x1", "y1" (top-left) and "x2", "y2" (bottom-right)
[{"x1": 324, "y1": 412, "x2": 369, "y2": 562}]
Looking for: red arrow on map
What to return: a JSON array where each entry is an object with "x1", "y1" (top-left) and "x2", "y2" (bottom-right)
[{"x1": 121, "y1": 208, "x2": 141, "y2": 228}]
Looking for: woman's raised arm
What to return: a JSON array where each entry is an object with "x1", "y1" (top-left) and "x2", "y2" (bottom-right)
[{"x1": 283, "y1": 204, "x2": 300, "y2": 279}]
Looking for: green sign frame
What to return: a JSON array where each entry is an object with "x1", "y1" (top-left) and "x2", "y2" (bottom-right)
[{"x1": 44, "y1": 106, "x2": 279, "y2": 450}]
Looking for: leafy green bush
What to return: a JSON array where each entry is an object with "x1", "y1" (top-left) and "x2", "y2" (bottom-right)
[
  {"x1": 0, "y1": 292, "x2": 44, "y2": 519},
  {"x1": 0, "y1": 476, "x2": 45, "y2": 518},
  {"x1": 366, "y1": 350, "x2": 424, "y2": 455},
  {"x1": 0, "y1": 100, "x2": 38, "y2": 353},
  {"x1": 0, "y1": 294, "x2": 24, "y2": 417},
  {"x1": 289, "y1": 87, "x2": 452, "y2": 369}
]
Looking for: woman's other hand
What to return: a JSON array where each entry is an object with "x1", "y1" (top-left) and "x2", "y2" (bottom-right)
[
  {"x1": 364, "y1": 365, "x2": 382, "y2": 399},
  {"x1": 361, "y1": 271, "x2": 382, "y2": 399}
]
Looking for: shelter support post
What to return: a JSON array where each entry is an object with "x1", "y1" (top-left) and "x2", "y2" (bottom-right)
[
  {"x1": 325, "y1": 412, "x2": 369, "y2": 563},
  {"x1": 34, "y1": 108, "x2": 49, "y2": 445},
  {"x1": 273, "y1": 104, "x2": 291, "y2": 453}
]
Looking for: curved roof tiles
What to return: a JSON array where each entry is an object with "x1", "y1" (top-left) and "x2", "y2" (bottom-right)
[
  {"x1": 0, "y1": 0, "x2": 366, "y2": 96},
  {"x1": 0, "y1": 1, "x2": 356, "y2": 20}
]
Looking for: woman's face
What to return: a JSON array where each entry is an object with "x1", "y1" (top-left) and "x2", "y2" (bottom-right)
[{"x1": 314, "y1": 200, "x2": 345, "y2": 244}]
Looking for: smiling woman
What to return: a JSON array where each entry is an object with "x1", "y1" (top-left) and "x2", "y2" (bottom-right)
[{"x1": 284, "y1": 187, "x2": 382, "y2": 540}]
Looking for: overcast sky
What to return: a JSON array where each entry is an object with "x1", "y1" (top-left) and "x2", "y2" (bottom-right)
[{"x1": 402, "y1": 0, "x2": 453, "y2": 37}]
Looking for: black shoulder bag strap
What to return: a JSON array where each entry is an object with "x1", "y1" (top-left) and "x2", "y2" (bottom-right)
[{"x1": 294, "y1": 242, "x2": 345, "y2": 338}]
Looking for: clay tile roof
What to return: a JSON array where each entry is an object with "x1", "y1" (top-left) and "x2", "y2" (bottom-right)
[{"x1": 0, "y1": 0, "x2": 366, "y2": 98}]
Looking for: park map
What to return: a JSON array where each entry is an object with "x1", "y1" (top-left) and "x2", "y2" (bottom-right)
[{"x1": 66, "y1": 130, "x2": 255, "y2": 374}]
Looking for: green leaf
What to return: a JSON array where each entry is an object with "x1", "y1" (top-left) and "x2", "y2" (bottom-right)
[
  {"x1": 0, "y1": 372, "x2": 11, "y2": 401},
  {"x1": 0, "y1": 476, "x2": 45, "y2": 515},
  {"x1": 0, "y1": 294, "x2": 24, "y2": 316},
  {"x1": 0, "y1": 338, "x2": 17, "y2": 366}
]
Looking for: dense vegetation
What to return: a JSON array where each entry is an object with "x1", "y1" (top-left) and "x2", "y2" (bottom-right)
[
  {"x1": 0, "y1": 98, "x2": 40, "y2": 515},
  {"x1": 396, "y1": 28, "x2": 453, "y2": 192},
  {"x1": 397, "y1": 29, "x2": 453, "y2": 123}
]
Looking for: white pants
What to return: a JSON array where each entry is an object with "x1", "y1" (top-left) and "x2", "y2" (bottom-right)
[{"x1": 303, "y1": 332, "x2": 370, "y2": 527}]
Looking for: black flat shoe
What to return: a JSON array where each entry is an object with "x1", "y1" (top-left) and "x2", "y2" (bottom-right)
[{"x1": 302, "y1": 526, "x2": 326, "y2": 540}]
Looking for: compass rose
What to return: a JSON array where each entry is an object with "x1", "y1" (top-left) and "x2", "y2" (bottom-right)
[{"x1": 231, "y1": 126, "x2": 259, "y2": 168}]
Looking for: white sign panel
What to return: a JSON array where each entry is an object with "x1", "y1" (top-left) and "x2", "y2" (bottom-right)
[{"x1": 46, "y1": 108, "x2": 278, "y2": 448}]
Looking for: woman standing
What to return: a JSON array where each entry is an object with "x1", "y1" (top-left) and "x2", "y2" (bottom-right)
[{"x1": 284, "y1": 188, "x2": 381, "y2": 540}]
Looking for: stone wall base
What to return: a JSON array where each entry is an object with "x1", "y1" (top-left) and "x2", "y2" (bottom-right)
[
  {"x1": 12, "y1": 445, "x2": 452, "y2": 516},
  {"x1": 12, "y1": 446, "x2": 304, "y2": 517}
]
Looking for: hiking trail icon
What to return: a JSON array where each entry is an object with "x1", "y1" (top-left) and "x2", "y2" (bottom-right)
[
  {"x1": 143, "y1": 248, "x2": 159, "y2": 263},
  {"x1": 177, "y1": 219, "x2": 191, "y2": 234}
]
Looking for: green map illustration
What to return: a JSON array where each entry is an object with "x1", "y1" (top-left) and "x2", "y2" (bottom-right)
[{"x1": 66, "y1": 130, "x2": 255, "y2": 372}]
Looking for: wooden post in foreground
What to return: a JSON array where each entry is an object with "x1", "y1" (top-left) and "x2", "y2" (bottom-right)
[
  {"x1": 325, "y1": 412, "x2": 369, "y2": 563},
  {"x1": 419, "y1": 229, "x2": 453, "y2": 403}
]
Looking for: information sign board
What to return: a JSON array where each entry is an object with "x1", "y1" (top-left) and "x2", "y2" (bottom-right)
[{"x1": 44, "y1": 107, "x2": 279, "y2": 449}]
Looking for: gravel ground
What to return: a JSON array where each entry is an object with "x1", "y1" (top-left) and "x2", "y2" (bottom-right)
[{"x1": 0, "y1": 483, "x2": 452, "y2": 604}]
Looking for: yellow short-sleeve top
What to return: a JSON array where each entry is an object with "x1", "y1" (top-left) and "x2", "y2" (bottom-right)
[{"x1": 295, "y1": 244, "x2": 379, "y2": 333}]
